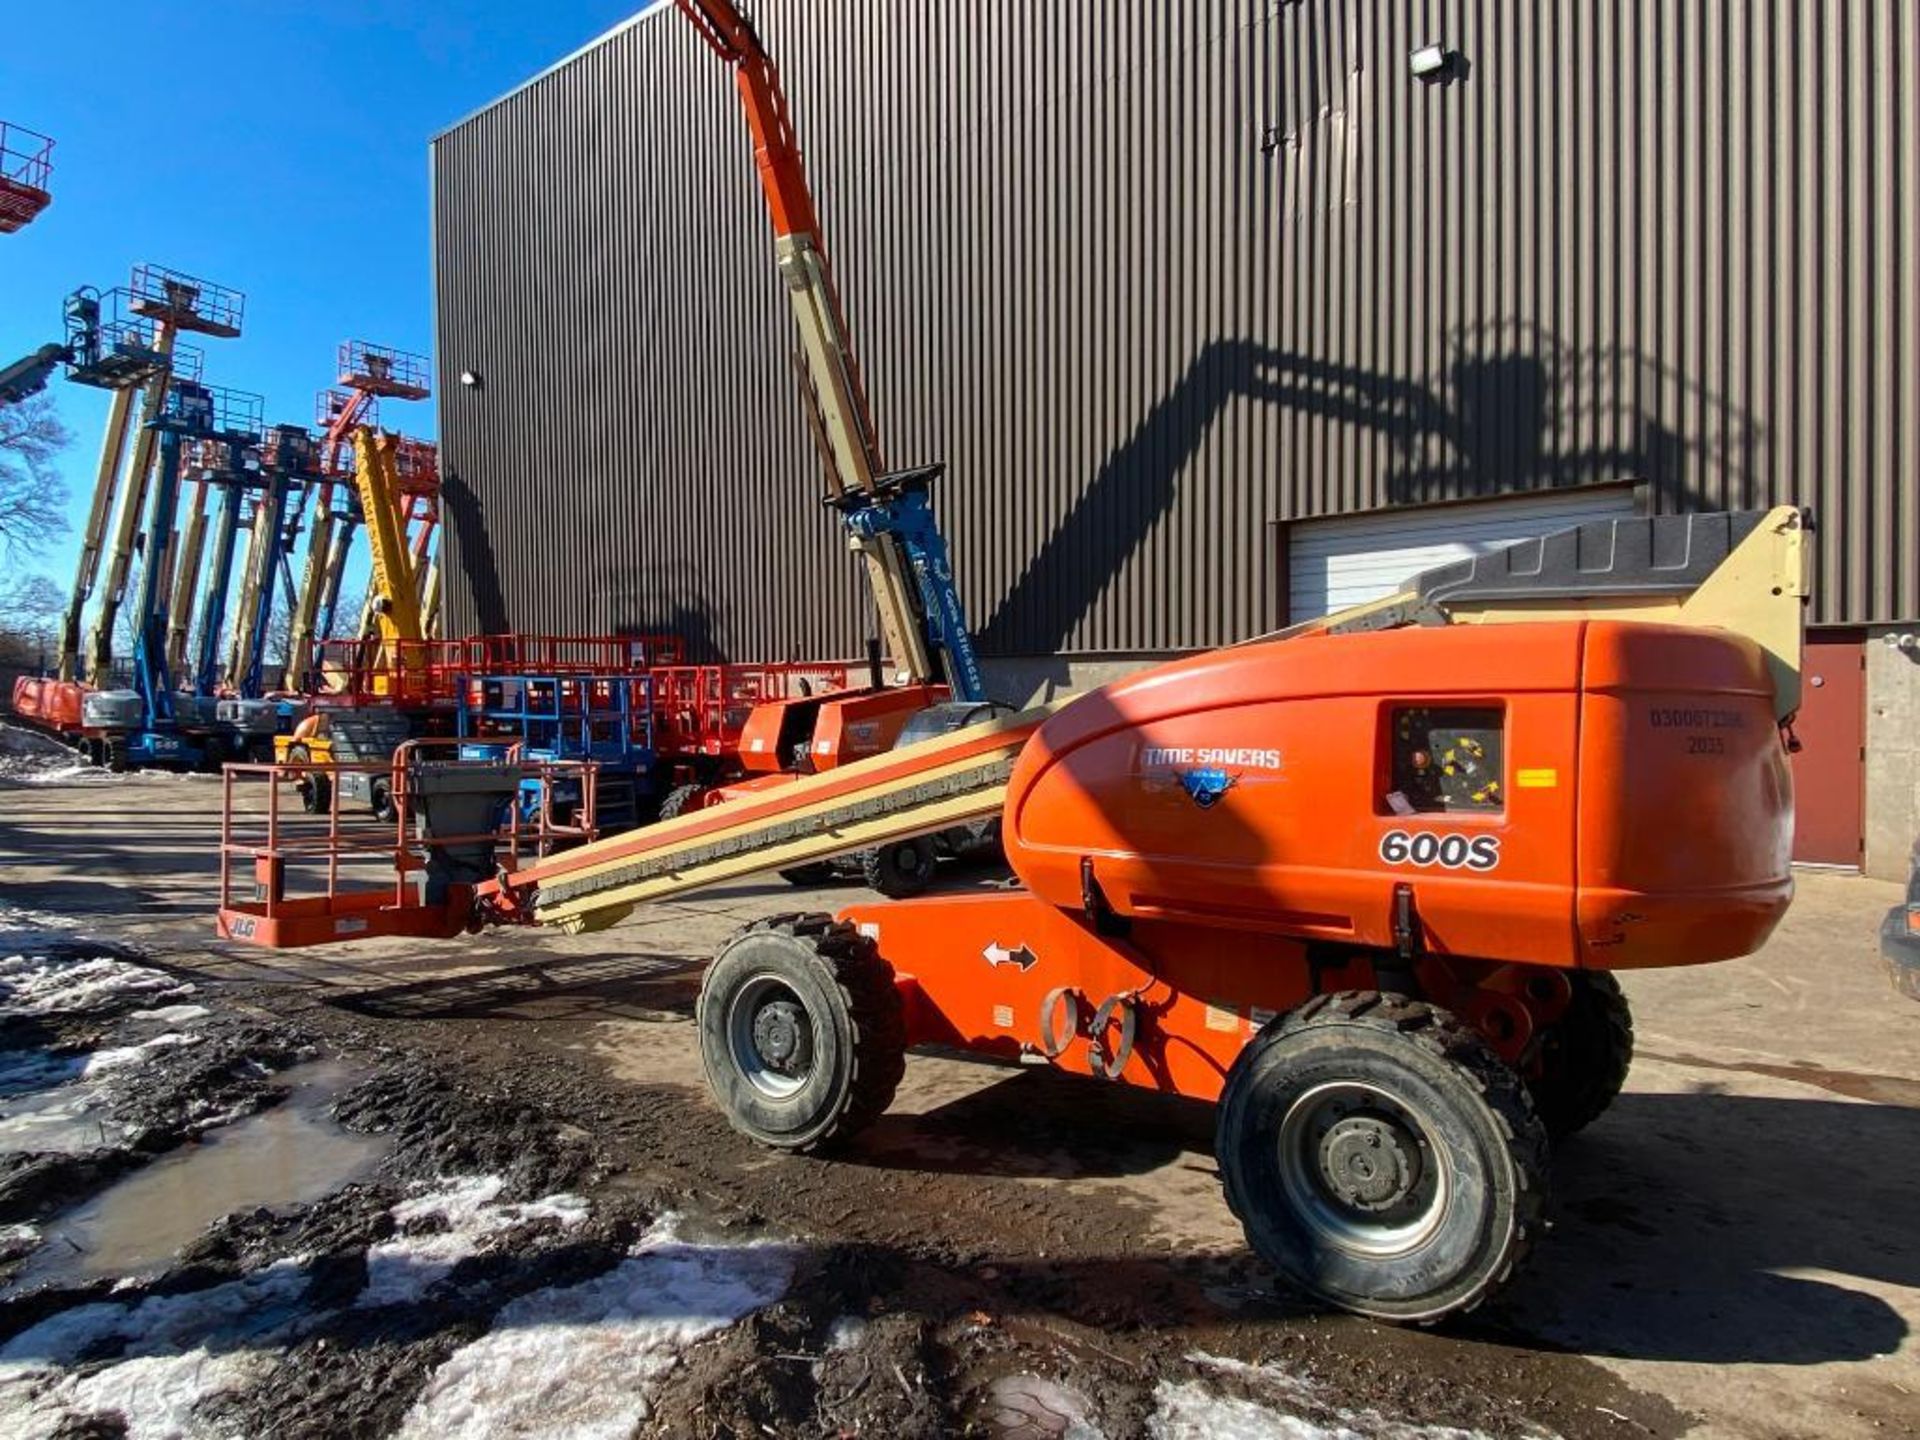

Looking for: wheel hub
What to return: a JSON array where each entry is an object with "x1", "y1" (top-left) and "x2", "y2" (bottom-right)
[
  {"x1": 1319, "y1": 1114, "x2": 1422, "y2": 1212},
  {"x1": 751, "y1": 1000, "x2": 812, "y2": 1076}
]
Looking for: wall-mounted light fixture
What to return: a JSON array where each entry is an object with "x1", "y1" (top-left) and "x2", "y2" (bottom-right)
[
  {"x1": 459, "y1": 369, "x2": 482, "y2": 389},
  {"x1": 1410, "y1": 44, "x2": 1454, "y2": 80}
]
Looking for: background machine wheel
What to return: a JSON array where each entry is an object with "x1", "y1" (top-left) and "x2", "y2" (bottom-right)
[
  {"x1": 370, "y1": 776, "x2": 398, "y2": 823},
  {"x1": 287, "y1": 743, "x2": 331, "y2": 815},
  {"x1": 658, "y1": 782, "x2": 707, "y2": 821},
  {"x1": 861, "y1": 836, "x2": 937, "y2": 898},
  {"x1": 1216, "y1": 990, "x2": 1548, "y2": 1323},
  {"x1": 697, "y1": 914, "x2": 906, "y2": 1152},
  {"x1": 777, "y1": 862, "x2": 837, "y2": 887},
  {"x1": 1525, "y1": 972, "x2": 1635, "y2": 1140}
]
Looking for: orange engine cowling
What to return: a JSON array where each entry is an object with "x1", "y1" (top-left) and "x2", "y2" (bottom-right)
[
  {"x1": 10, "y1": 675, "x2": 87, "y2": 731},
  {"x1": 1000, "y1": 619, "x2": 1791, "y2": 972}
]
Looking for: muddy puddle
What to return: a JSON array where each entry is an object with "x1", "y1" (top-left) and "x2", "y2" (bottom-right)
[{"x1": 14, "y1": 1059, "x2": 388, "y2": 1289}]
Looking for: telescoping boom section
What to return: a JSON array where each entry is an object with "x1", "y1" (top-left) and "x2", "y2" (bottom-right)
[{"x1": 216, "y1": 507, "x2": 1808, "y2": 1323}]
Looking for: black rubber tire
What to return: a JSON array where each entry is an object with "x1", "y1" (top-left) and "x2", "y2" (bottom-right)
[
  {"x1": 370, "y1": 777, "x2": 397, "y2": 823},
  {"x1": 287, "y1": 743, "x2": 331, "y2": 814},
  {"x1": 658, "y1": 782, "x2": 707, "y2": 821},
  {"x1": 1526, "y1": 972, "x2": 1635, "y2": 1140},
  {"x1": 104, "y1": 737, "x2": 129, "y2": 774},
  {"x1": 1216, "y1": 990, "x2": 1549, "y2": 1323},
  {"x1": 697, "y1": 914, "x2": 906, "y2": 1152},
  {"x1": 778, "y1": 863, "x2": 837, "y2": 887},
  {"x1": 861, "y1": 837, "x2": 937, "y2": 899},
  {"x1": 199, "y1": 734, "x2": 231, "y2": 774}
]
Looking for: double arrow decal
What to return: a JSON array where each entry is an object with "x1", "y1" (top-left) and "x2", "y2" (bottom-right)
[{"x1": 983, "y1": 942, "x2": 1038, "y2": 972}]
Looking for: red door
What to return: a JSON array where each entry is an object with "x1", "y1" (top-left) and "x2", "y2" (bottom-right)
[{"x1": 1790, "y1": 632, "x2": 1866, "y2": 866}]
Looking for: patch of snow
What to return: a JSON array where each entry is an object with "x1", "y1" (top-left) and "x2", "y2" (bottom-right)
[
  {"x1": 393, "y1": 1215, "x2": 794, "y2": 1440},
  {"x1": 825, "y1": 1314, "x2": 868, "y2": 1351},
  {"x1": 1150, "y1": 1355, "x2": 1534, "y2": 1440},
  {"x1": 0, "y1": 761, "x2": 113, "y2": 785},
  {"x1": 129, "y1": 1005, "x2": 213, "y2": 1025},
  {"x1": 1151, "y1": 1381, "x2": 1336, "y2": 1440},
  {"x1": 0, "y1": 1256, "x2": 311, "y2": 1439},
  {"x1": 986, "y1": 1373, "x2": 1107, "y2": 1439},
  {"x1": 0, "y1": 1224, "x2": 37, "y2": 1263},
  {"x1": 359, "y1": 1176, "x2": 592, "y2": 1309},
  {"x1": 0, "y1": 952, "x2": 194, "y2": 1019},
  {"x1": 81, "y1": 1032, "x2": 201, "y2": 1076}
]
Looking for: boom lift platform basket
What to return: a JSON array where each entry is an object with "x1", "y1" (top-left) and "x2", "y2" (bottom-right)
[
  {"x1": 0, "y1": 122, "x2": 53, "y2": 232},
  {"x1": 220, "y1": 739, "x2": 598, "y2": 948},
  {"x1": 127, "y1": 265, "x2": 244, "y2": 338}
]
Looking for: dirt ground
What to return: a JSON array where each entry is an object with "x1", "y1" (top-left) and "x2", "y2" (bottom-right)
[{"x1": 0, "y1": 759, "x2": 1915, "y2": 1439}]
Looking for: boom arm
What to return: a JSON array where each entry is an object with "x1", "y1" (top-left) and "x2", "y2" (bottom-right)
[
  {"x1": 351, "y1": 426, "x2": 424, "y2": 668},
  {"x1": 677, "y1": 0, "x2": 981, "y2": 698}
]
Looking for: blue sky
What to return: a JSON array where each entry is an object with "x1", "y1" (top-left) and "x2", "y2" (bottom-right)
[{"x1": 0, "y1": 0, "x2": 646, "y2": 602}]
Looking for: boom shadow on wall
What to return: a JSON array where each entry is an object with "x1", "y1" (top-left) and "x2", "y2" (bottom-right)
[
  {"x1": 981, "y1": 326, "x2": 1760, "y2": 666},
  {"x1": 1389, "y1": 321, "x2": 1763, "y2": 516},
  {"x1": 441, "y1": 467, "x2": 508, "y2": 635}
]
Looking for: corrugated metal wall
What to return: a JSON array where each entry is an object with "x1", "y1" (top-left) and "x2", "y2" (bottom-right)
[{"x1": 434, "y1": 0, "x2": 1919, "y2": 656}]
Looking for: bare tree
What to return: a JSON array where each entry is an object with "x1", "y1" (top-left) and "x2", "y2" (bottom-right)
[
  {"x1": 0, "y1": 572, "x2": 64, "y2": 668},
  {"x1": 0, "y1": 393, "x2": 70, "y2": 562}
]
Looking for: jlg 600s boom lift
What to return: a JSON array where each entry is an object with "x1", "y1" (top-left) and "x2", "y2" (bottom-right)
[
  {"x1": 216, "y1": 1, "x2": 1813, "y2": 1321},
  {"x1": 221, "y1": 508, "x2": 1810, "y2": 1321}
]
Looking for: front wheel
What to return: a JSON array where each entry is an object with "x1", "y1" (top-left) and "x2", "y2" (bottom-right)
[
  {"x1": 697, "y1": 915, "x2": 905, "y2": 1152},
  {"x1": 1217, "y1": 991, "x2": 1548, "y2": 1323},
  {"x1": 861, "y1": 837, "x2": 937, "y2": 898}
]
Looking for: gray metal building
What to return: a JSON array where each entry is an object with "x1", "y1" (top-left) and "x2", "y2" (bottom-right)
[{"x1": 432, "y1": 0, "x2": 1919, "y2": 874}]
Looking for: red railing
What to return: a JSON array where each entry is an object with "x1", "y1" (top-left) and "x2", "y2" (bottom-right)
[
  {"x1": 308, "y1": 634, "x2": 691, "y2": 708},
  {"x1": 216, "y1": 741, "x2": 596, "y2": 948},
  {"x1": 652, "y1": 662, "x2": 850, "y2": 757}
]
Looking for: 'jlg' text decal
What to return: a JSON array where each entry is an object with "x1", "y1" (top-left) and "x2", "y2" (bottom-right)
[{"x1": 1378, "y1": 830, "x2": 1501, "y2": 871}]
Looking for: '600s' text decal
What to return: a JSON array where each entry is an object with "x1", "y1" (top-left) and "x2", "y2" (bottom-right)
[{"x1": 1378, "y1": 830, "x2": 1501, "y2": 871}]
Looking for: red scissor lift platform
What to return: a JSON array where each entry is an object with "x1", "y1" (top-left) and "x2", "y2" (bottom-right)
[{"x1": 0, "y1": 123, "x2": 53, "y2": 233}]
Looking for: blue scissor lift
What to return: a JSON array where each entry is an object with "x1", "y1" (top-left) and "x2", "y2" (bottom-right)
[{"x1": 456, "y1": 672, "x2": 659, "y2": 834}]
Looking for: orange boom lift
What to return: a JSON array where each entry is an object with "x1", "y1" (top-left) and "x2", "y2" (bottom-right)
[{"x1": 213, "y1": 0, "x2": 1814, "y2": 1322}]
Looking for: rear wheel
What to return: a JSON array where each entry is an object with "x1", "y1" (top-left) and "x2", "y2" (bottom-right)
[
  {"x1": 697, "y1": 914, "x2": 905, "y2": 1152},
  {"x1": 861, "y1": 837, "x2": 937, "y2": 898},
  {"x1": 104, "y1": 737, "x2": 129, "y2": 774},
  {"x1": 1216, "y1": 990, "x2": 1548, "y2": 1323},
  {"x1": 1525, "y1": 972, "x2": 1634, "y2": 1140},
  {"x1": 370, "y1": 776, "x2": 397, "y2": 823},
  {"x1": 287, "y1": 743, "x2": 330, "y2": 814}
]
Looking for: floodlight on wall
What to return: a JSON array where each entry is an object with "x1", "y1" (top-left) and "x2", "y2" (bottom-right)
[
  {"x1": 459, "y1": 369, "x2": 482, "y2": 389},
  {"x1": 1410, "y1": 44, "x2": 1453, "y2": 80}
]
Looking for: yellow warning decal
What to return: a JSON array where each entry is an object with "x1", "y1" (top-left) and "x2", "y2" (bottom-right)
[
  {"x1": 1203, "y1": 1002, "x2": 1242, "y2": 1033},
  {"x1": 1516, "y1": 768, "x2": 1559, "y2": 788}
]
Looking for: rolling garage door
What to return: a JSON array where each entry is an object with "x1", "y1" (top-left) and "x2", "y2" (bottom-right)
[{"x1": 1287, "y1": 489, "x2": 1641, "y2": 622}]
